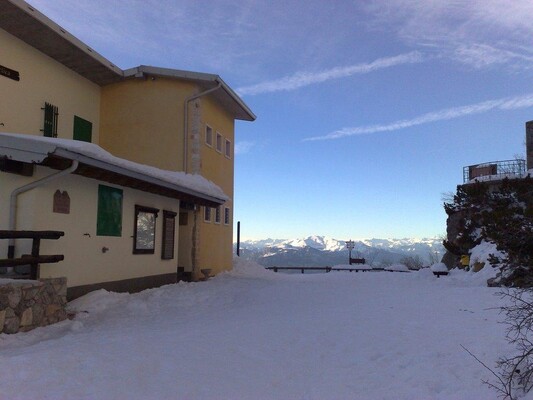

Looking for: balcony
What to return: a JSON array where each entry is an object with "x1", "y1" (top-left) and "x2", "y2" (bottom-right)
[{"x1": 463, "y1": 159, "x2": 526, "y2": 184}]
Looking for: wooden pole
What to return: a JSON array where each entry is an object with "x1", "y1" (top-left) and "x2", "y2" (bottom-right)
[{"x1": 236, "y1": 221, "x2": 241, "y2": 257}]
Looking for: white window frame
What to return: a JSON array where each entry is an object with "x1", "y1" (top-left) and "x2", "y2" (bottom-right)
[
  {"x1": 216, "y1": 132, "x2": 223, "y2": 153},
  {"x1": 225, "y1": 138, "x2": 231, "y2": 159},
  {"x1": 204, "y1": 206, "x2": 212, "y2": 223},
  {"x1": 224, "y1": 207, "x2": 230, "y2": 225},
  {"x1": 205, "y1": 124, "x2": 213, "y2": 147}
]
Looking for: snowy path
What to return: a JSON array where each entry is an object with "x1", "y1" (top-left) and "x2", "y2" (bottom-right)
[{"x1": 0, "y1": 264, "x2": 511, "y2": 399}]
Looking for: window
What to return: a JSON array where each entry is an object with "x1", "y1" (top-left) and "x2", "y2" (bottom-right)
[
  {"x1": 225, "y1": 139, "x2": 231, "y2": 159},
  {"x1": 179, "y1": 212, "x2": 188, "y2": 226},
  {"x1": 215, "y1": 206, "x2": 221, "y2": 224},
  {"x1": 224, "y1": 207, "x2": 230, "y2": 225},
  {"x1": 42, "y1": 102, "x2": 58, "y2": 138},
  {"x1": 73, "y1": 115, "x2": 92, "y2": 142},
  {"x1": 204, "y1": 206, "x2": 211, "y2": 222},
  {"x1": 133, "y1": 205, "x2": 158, "y2": 254},
  {"x1": 205, "y1": 125, "x2": 213, "y2": 147},
  {"x1": 216, "y1": 132, "x2": 222, "y2": 153},
  {"x1": 161, "y1": 211, "x2": 177, "y2": 259},
  {"x1": 97, "y1": 185, "x2": 123, "y2": 236}
]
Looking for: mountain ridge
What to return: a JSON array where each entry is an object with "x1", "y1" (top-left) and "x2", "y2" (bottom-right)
[{"x1": 236, "y1": 235, "x2": 444, "y2": 267}]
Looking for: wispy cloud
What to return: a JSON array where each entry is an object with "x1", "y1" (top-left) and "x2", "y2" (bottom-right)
[
  {"x1": 305, "y1": 93, "x2": 533, "y2": 141},
  {"x1": 236, "y1": 52, "x2": 423, "y2": 96},
  {"x1": 234, "y1": 141, "x2": 255, "y2": 155},
  {"x1": 452, "y1": 43, "x2": 533, "y2": 69},
  {"x1": 363, "y1": 0, "x2": 533, "y2": 70}
]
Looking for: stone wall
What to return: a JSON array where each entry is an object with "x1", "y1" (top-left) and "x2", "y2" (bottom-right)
[{"x1": 0, "y1": 277, "x2": 67, "y2": 334}]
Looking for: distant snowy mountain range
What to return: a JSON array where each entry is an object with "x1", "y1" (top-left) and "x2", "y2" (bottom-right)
[{"x1": 236, "y1": 236, "x2": 444, "y2": 267}]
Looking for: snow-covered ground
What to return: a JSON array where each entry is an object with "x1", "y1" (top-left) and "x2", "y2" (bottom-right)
[{"x1": 0, "y1": 260, "x2": 516, "y2": 399}]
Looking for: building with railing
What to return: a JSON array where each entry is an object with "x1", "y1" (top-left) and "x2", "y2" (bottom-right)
[{"x1": 463, "y1": 159, "x2": 526, "y2": 184}]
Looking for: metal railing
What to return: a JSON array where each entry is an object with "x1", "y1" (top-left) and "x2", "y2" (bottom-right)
[{"x1": 463, "y1": 159, "x2": 526, "y2": 183}]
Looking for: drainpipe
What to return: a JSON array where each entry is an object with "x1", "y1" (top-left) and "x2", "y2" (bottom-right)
[
  {"x1": 8, "y1": 160, "x2": 79, "y2": 258},
  {"x1": 183, "y1": 81, "x2": 222, "y2": 173}
]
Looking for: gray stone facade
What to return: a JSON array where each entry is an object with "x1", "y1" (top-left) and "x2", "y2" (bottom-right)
[{"x1": 0, "y1": 277, "x2": 67, "y2": 334}]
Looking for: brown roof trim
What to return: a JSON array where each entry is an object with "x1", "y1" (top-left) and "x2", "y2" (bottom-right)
[{"x1": 0, "y1": 0, "x2": 123, "y2": 86}]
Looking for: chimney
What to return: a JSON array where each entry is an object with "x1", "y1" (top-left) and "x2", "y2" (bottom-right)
[{"x1": 527, "y1": 121, "x2": 533, "y2": 170}]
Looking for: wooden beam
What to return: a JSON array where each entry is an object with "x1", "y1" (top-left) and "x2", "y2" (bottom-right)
[
  {"x1": 0, "y1": 230, "x2": 64, "y2": 240},
  {"x1": 0, "y1": 255, "x2": 64, "y2": 267}
]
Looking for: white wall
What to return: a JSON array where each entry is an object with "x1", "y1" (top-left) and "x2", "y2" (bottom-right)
[{"x1": 1, "y1": 166, "x2": 181, "y2": 287}]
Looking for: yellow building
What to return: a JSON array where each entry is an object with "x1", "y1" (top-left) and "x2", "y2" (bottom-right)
[{"x1": 0, "y1": 0, "x2": 255, "y2": 298}]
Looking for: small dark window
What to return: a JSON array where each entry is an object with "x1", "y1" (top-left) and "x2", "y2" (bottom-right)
[
  {"x1": 73, "y1": 115, "x2": 92, "y2": 142},
  {"x1": 205, "y1": 125, "x2": 213, "y2": 147},
  {"x1": 97, "y1": 185, "x2": 123, "y2": 236},
  {"x1": 216, "y1": 132, "x2": 222, "y2": 152},
  {"x1": 204, "y1": 207, "x2": 211, "y2": 222},
  {"x1": 225, "y1": 139, "x2": 231, "y2": 158},
  {"x1": 224, "y1": 207, "x2": 230, "y2": 225},
  {"x1": 42, "y1": 102, "x2": 58, "y2": 138},
  {"x1": 215, "y1": 206, "x2": 221, "y2": 224},
  {"x1": 161, "y1": 210, "x2": 177, "y2": 260},
  {"x1": 133, "y1": 205, "x2": 159, "y2": 254}
]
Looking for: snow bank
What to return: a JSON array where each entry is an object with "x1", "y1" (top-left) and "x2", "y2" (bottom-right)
[
  {"x1": 228, "y1": 257, "x2": 281, "y2": 279},
  {"x1": 68, "y1": 289, "x2": 130, "y2": 314},
  {"x1": 469, "y1": 240, "x2": 505, "y2": 269},
  {"x1": 430, "y1": 262, "x2": 448, "y2": 272},
  {"x1": 0, "y1": 260, "x2": 512, "y2": 399},
  {"x1": 385, "y1": 263, "x2": 410, "y2": 272}
]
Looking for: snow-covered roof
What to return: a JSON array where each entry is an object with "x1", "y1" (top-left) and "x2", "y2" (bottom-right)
[{"x1": 0, "y1": 133, "x2": 228, "y2": 206}]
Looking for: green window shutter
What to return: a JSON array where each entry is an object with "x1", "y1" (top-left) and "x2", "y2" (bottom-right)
[
  {"x1": 97, "y1": 185, "x2": 123, "y2": 236},
  {"x1": 73, "y1": 115, "x2": 92, "y2": 142}
]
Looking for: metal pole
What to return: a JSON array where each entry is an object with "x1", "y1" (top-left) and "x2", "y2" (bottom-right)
[{"x1": 236, "y1": 221, "x2": 241, "y2": 256}]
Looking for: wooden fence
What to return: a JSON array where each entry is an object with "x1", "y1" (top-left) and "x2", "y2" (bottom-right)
[{"x1": 0, "y1": 230, "x2": 64, "y2": 279}]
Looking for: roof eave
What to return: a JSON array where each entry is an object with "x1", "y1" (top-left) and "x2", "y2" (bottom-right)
[
  {"x1": 0, "y1": 0, "x2": 124, "y2": 86},
  {"x1": 0, "y1": 135, "x2": 226, "y2": 206},
  {"x1": 52, "y1": 148, "x2": 226, "y2": 205},
  {"x1": 125, "y1": 65, "x2": 256, "y2": 121}
]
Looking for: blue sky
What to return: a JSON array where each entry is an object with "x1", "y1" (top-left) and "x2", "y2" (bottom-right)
[{"x1": 28, "y1": 0, "x2": 533, "y2": 240}]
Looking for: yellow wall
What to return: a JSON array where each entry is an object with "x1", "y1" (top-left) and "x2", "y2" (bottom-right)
[
  {"x1": 197, "y1": 96, "x2": 235, "y2": 275},
  {"x1": 100, "y1": 78, "x2": 198, "y2": 171},
  {"x1": 0, "y1": 29, "x2": 101, "y2": 142},
  {"x1": 100, "y1": 77, "x2": 237, "y2": 277},
  {"x1": 1, "y1": 167, "x2": 180, "y2": 287},
  {"x1": 1, "y1": 19, "x2": 248, "y2": 284}
]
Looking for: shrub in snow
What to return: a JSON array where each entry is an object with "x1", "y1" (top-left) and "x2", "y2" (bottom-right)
[
  {"x1": 444, "y1": 177, "x2": 533, "y2": 287},
  {"x1": 400, "y1": 255, "x2": 423, "y2": 270},
  {"x1": 475, "y1": 289, "x2": 533, "y2": 399}
]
